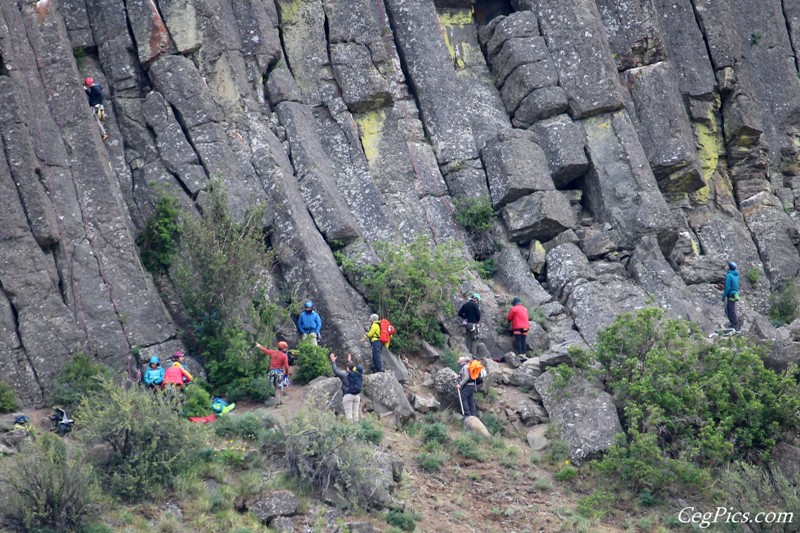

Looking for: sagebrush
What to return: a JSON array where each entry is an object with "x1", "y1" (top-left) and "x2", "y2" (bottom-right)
[
  {"x1": 0, "y1": 380, "x2": 18, "y2": 413},
  {"x1": 49, "y1": 353, "x2": 111, "y2": 407}
]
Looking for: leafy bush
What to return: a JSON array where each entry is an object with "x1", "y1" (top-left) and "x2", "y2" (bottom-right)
[
  {"x1": 769, "y1": 279, "x2": 799, "y2": 326},
  {"x1": 590, "y1": 308, "x2": 800, "y2": 493},
  {"x1": 356, "y1": 417, "x2": 385, "y2": 445},
  {"x1": 422, "y1": 422, "x2": 449, "y2": 445},
  {"x1": 75, "y1": 380, "x2": 204, "y2": 500},
  {"x1": 214, "y1": 413, "x2": 277, "y2": 442},
  {"x1": 0, "y1": 380, "x2": 19, "y2": 413},
  {"x1": 49, "y1": 353, "x2": 111, "y2": 407},
  {"x1": 283, "y1": 409, "x2": 398, "y2": 510},
  {"x1": 0, "y1": 433, "x2": 99, "y2": 531},
  {"x1": 416, "y1": 449, "x2": 449, "y2": 472},
  {"x1": 453, "y1": 434, "x2": 485, "y2": 461},
  {"x1": 454, "y1": 197, "x2": 494, "y2": 234},
  {"x1": 136, "y1": 193, "x2": 182, "y2": 274},
  {"x1": 340, "y1": 237, "x2": 469, "y2": 352},
  {"x1": 481, "y1": 413, "x2": 504, "y2": 436},
  {"x1": 386, "y1": 509, "x2": 416, "y2": 532},
  {"x1": 576, "y1": 489, "x2": 614, "y2": 520},
  {"x1": 225, "y1": 375, "x2": 274, "y2": 403},
  {"x1": 553, "y1": 464, "x2": 578, "y2": 482},
  {"x1": 292, "y1": 341, "x2": 331, "y2": 385},
  {"x1": 441, "y1": 349, "x2": 460, "y2": 372},
  {"x1": 203, "y1": 326, "x2": 272, "y2": 400},
  {"x1": 183, "y1": 385, "x2": 212, "y2": 418}
]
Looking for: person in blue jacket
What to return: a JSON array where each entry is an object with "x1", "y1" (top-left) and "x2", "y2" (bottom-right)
[
  {"x1": 297, "y1": 300, "x2": 322, "y2": 345},
  {"x1": 722, "y1": 261, "x2": 741, "y2": 331},
  {"x1": 143, "y1": 356, "x2": 165, "y2": 390}
]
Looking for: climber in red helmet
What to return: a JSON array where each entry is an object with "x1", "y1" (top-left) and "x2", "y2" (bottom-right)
[{"x1": 83, "y1": 77, "x2": 108, "y2": 141}]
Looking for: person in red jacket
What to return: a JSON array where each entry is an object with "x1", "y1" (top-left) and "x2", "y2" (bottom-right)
[
  {"x1": 256, "y1": 341, "x2": 291, "y2": 405},
  {"x1": 163, "y1": 362, "x2": 193, "y2": 388},
  {"x1": 507, "y1": 297, "x2": 530, "y2": 355}
]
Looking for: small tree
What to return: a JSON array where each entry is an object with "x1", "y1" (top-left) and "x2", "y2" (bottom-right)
[
  {"x1": 769, "y1": 279, "x2": 799, "y2": 326},
  {"x1": 0, "y1": 433, "x2": 99, "y2": 531},
  {"x1": 292, "y1": 341, "x2": 332, "y2": 384},
  {"x1": 75, "y1": 380, "x2": 204, "y2": 500},
  {"x1": 0, "y1": 380, "x2": 19, "y2": 413},
  {"x1": 136, "y1": 193, "x2": 182, "y2": 275},
  {"x1": 344, "y1": 237, "x2": 469, "y2": 351},
  {"x1": 49, "y1": 353, "x2": 111, "y2": 407}
]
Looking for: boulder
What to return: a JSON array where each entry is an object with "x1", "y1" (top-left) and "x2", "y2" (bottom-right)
[
  {"x1": 538, "y1": 351, "x2": 573, "y2": 372},
  {"x1": 516, "y1": 399, "x2": 549, "y2": 425},
  {"x1": 491, "y1": 37, "x2": 550, "y2": 88},
  {"x1": 412, "y1": 393, "x2": 441, "y2": 413},
  {"x1": 533, "y1": 114, "x2": 589, "y2": 188},
  {"x1": 363, "y1": 372, "x2": 415, "y2": 423},
  {"x1": 545, "y1": 243, "x2": 595, "y2": 298},
  {"x1": 492, "y1": 242, "x2": 556, "y2": 309},
  {"x1": 433, "y1": 367, "x2": 460, "y2": 405},
  {"x1": 510, "y1": 359, "x2": 542, "y2": 388},
  {"x1": 484, "y1": 11, "x2": 540, "y2": 61},
  {"x1": 513, "y1": 86, "x2": 569, "y2": 127},
  {"x1": 481, "y1": 130, "x2": 554, "y2": 209},
  {"x1": 304, "y1": 377, "x2": 344, "y2": 415},
  {"x1": 250, "y1": 491, "x2": 299, "y2": 524},
  {"x1": 535, "y1": 371, "x2": 623, "y2": 462},
  {"x1": 502, "y1": 191, "x2": 577, "y2": 243},
  {"x1": 500, "y1": 60, "x2": 560, "y2": 114},
  {"x1": 527, "y1": 240, "x2": 547, "y2": 274},
  {"x1": 526, "y1": 423, "x2": 549, "y2": 451},
  {"x1": 464, "y1": 415, "x2": 492, "y2": 439}
]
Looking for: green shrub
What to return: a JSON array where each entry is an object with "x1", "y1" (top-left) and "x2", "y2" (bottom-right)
[
  {"x1": 481, "y1": 413, "x2": 504, "y2": 435},
  {"x1": 553, "y1": 464, "x2": 579, "y2": 482},
  {"x1": 283, "y1": 409, "x2": 397, "y2": 510},
  {"x1": 49, "y1": 353, "x2": 111, "y2": 407},
  {"x1": 422, "y1": 422, "x2": 449, "y2": 445},
  {"x1": 225, "y1": 375, "x2": 274, "y2": 403},
  {"x1": 417, "y1": 449, "x2": 449, "y2": 472},
  {"x1": 0, "y1": 433, "x2": 99, "y2": 531},
  {"x1": 340, "y1": 237, "x2": 469, "y2": 351},
  {"x1": 746, "y1": 267, "x2": 760, "y2": 285},
  {"x1": 386, "y1": 509, "x2": 416, "y2": 532},
  {"x1": 73, "y1": 47, "x2": 86, "y2": 70},
  {"x1": 214, "y1": 413, "x2": 274, "y2": 442},
  {"x1": 441, "y1": 349, "x2": 460, "y2": 372},
  {"x1": 292, "y1": 341, "x2": 331, "y2": 385},
  {"x1": 356, "y1": 417, "x2": 385, "y2": 445},
  {"x1": 453, "y1": 434, "x2": 486, "y2": 461},
  {"x1": 76, "y1": 380, "x2": 204, "y2": 501},
  {"x1": 183, "y1": 384, "x2": 212, "y2": 418},
  {"x1": 576, "y1": 489, "x2": 614, "y2": 520},
  {"x1": 591, "y1": 308, "x2": 800, "y2": 493},
  {"x1": 454, "y1": 197, "x2": 494, "y2": 234},
  {"x1": 136, "y1": 193, "x2": 182, "y2": 275},
  {"x1": 0, "y1": 380, "x2": 19, "y2": 413},
  {"x1": 769, "y1": 279, "x2": 799, "y2": 326},
  {"x1": 478, "y1": 258, "x2": 497, "y2": 279}
]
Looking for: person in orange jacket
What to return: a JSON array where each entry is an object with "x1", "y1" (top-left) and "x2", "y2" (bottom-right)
[
  {"x1": 507, "y1": 297, "x2": 530, "y2": 355},
  {"x1": 163, "y1": 361, "x2": 193, "y2": 388}
]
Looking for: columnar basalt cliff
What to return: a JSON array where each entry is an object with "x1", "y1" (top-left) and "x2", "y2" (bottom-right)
[{"x1": 1, "y1": 0, "x2": 799, "y2": 404}]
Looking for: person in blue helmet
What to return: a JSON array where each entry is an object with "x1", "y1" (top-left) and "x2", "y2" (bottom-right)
[
  {"x1": 143, "y1": 356, "x2": 165, "y2": 390},
  {"x1": 297, "y1": 300, "x2": 322, "y2": 345},
  {"x1": 722, "y1": 261, "x2": 741, "y2": 331}
]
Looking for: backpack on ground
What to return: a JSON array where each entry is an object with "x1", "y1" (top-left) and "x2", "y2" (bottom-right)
[
  {"x1": 467, "y1": 359, "x2": 487, "y2": 385},
  {"x1": 379, "y1": 319, "x2": 396, "y2": 345},
  {"x1": 211, "y1": 397, "x2": 229, "y2": 414},
  {"x1": 347, "y1": 367, "x2": 363, "y2": 395}
]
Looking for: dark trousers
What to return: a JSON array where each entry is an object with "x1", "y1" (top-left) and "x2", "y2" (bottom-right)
[
  {"x1": 460, "y1": 383, "x2": 477, "y2": 417},
  {"x1": 513, "y1": 332, "x2": 528, "y2": 355},
  {"x1": 726, "y1": 299, "x2": 739, "y2": 330},
  {"x1": 371, "y1": 340, "x2": 384, "y2": 372}
]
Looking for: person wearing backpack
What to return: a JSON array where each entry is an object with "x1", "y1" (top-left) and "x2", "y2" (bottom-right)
[
  {"x1": 454, "y1": 356, "x2": 480, "y2": 418},
  {"x1": 330, "y1": 352, "x2": 363, "y2": 423},
  {"x1": 507, "y1": 297, "x2": 530, "y2": 355},
  {"x1": 83, "y1": 77, "x2": 108, "y2": 141},
  {"x1": 458, "y1": 293, "x2": 482, "y2": 354},
  {"x1": 364, "y1": 314, "x2": 395, "y2": 373}
]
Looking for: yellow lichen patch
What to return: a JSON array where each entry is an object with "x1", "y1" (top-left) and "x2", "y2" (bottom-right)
[
  {"x1": 356, "y1": 110, "x2": 386, "y2": 165},
  {"x1": 276, "y1": 0, "x2": 301, "y2": 25},
  {"x1": 438, "y1": 8, "x2": 474, "y2": 69},
  {"x1": 689, "y1": 184, "x2": 710, "y2": 206},
  {"x1": 694, "y1": 121, "x2": 720, "y2": 183}
]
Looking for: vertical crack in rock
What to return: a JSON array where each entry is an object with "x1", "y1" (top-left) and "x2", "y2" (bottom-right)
[
  {"x1": 0, "y1": 281, "x2": 44, "y2": 400},
  {"x1": 780, "y1": 0, "x2": 800, "y2": 71}
]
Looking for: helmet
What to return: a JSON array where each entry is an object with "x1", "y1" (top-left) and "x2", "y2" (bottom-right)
[
  {"x1": 512, "y1": 297, "x2": 521, "y2": 306},
  {"x1": 728, "y1": 261, "x2": 737, "y2": 270},
  {"x1": 278, "y1": 341, "x2": 289, "y2": 351},
  {"x1": 471, "y1": 292, "x2": 481, "y2": 302},
  {"x1": 149, "y1": 356, "x2": 160, "y2": 365},
  {"x1": 369, "y1": 313, "x2": 379, "y2": 322},
  {"x1": 84, "y1": 77, "x2": 94, "y2": 86},
  {"x1": 304, "y1": 300, "x2": 314, "y2": 310},
  {"x1": 173, "y1": 350, "x2": 184, "y2": 359}
]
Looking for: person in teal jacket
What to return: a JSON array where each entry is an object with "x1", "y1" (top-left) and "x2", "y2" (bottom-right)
[
  {"x1": 722, "y1": 261, "x2": 740, "y2": 331},
  {"x1": 143, "y1": 356, "x2": 165, "y2": 389}
]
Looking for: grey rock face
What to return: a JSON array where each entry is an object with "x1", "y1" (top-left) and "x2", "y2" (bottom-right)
[
  {"x1": 545, "y1": 243, "x2": 595, "y2": 299},
  {"x1": 623, "y1": 62, "x2": 704, "y2": 194},
  {"x1": 535, "y1": 371, "x2": 623, "y2": 462},
  {"x1": 534, "y1": 114, "x2": 588, "y2": 188},
  {"x1": 481, "y1": 130, "x2": 554, "y2": 209},
  {"x1": 529, "y1": 0, "x2": 624, "y2": 118},
  {"x1": 595, "y1": 0, "x2": 666, "y2": 71}
]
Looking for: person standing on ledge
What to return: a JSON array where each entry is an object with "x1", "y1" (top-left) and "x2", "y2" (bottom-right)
[{"x1": 722, "y1": 261, "x2": 741, "y2": 331}]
